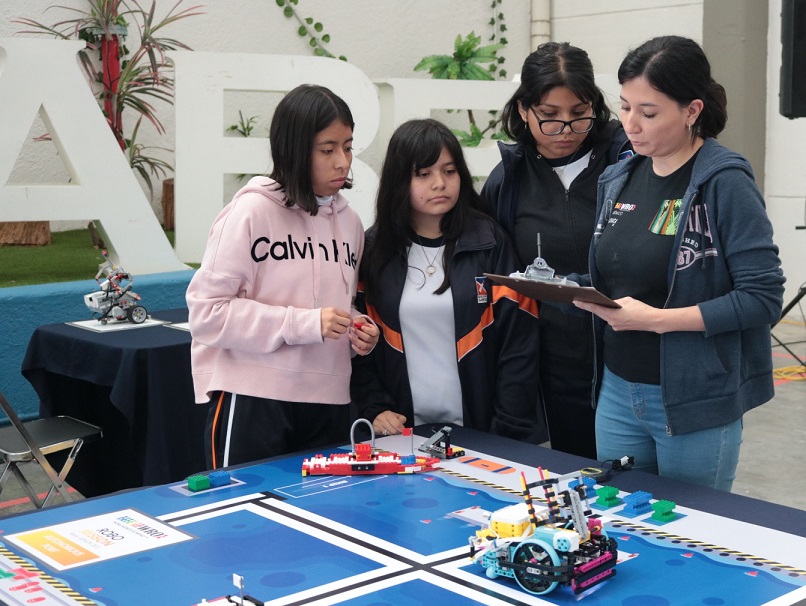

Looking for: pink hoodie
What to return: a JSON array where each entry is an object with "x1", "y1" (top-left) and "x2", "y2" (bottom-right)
[{"x1": 186, "y1": 176, "x2": 364, "y2": 404}]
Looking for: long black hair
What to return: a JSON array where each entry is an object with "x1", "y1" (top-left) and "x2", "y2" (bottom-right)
[
  {"x1": 502, "y1": 42, "x2": 612, "y2": 146},
  {"x1": 618, "y1": 36, "x2": 727, "y2": 140},
  {"x1": 364, "y1": 118, "x2": 488, "y2": 302},
  {"x1": 268, "y1": 84, "x2": 354, "y2": 215}
]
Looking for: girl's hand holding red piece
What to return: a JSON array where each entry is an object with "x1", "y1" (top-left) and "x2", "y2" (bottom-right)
[
  {"x1": 373, "y1": 410, "x2": 407, "y2": 436},
  {"x1": 348, "y1": 313, "x2": 379, "y2": 355}
]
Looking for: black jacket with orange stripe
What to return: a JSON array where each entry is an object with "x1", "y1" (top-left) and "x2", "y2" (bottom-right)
[{"x1": 351, "y1": 214, "x2": 546, "y2": 442}]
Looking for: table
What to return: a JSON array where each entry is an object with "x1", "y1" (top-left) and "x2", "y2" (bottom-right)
[
  {"x1": 0, "y1": 427, "x2": 803, "y2": 606},
  {"x1": 21, "y1": 309, "x2": 209, "y2": 497}
]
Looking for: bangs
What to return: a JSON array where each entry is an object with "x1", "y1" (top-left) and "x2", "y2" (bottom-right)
[
  {"x1": 528, "y1": 79, "x2": 596, "y2": 108},
  {"x1": 410, "y1": 130, "x2": 449, "y2": 172}
]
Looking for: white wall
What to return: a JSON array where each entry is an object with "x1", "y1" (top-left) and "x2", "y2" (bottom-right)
[{"x1": 551, "y1": 0, "x2": 704, "y2": 72}]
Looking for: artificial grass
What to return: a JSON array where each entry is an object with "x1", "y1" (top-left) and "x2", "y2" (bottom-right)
[{"x1": 0, "y1": 228, "x2": 177, "y2": 288}]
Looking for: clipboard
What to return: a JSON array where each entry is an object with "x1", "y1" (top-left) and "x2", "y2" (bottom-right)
[{"x1": 485, "y1": 273, "x2": 621, "y2": 308}]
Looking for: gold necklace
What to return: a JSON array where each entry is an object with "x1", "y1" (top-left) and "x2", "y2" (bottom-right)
[{"x1": 415, "y1": 235, "x2": 443, "y2": 277}]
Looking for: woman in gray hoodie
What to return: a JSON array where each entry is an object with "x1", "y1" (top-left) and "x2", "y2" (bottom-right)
[{"x1": 573, "y1": 36, "x2": 784, "y2": 491}]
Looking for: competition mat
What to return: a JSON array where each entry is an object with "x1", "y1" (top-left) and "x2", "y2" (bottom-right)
[{"x1": 0, "y1": 434, "x2": 804, "y2": 605}]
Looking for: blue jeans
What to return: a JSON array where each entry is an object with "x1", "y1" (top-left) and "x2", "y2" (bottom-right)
[{"x1": 596, "y1": 367, "x2": 743, "y2": 491}]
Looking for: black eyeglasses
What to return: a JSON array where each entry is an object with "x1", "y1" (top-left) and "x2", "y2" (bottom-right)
[{"x1": 530, "y1": 107, "x2": 595, "y2": 136}]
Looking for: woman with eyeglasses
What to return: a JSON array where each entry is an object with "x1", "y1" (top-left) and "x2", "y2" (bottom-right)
[{"x1": 482, "y1": 42, "x2": 632, "y2": 459}]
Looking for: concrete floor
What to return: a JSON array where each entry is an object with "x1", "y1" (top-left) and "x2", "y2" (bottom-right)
[
  {"x1": 1, "y1": 313, "x2": 804, "y2": 518},
  {"x1": 734, "y1": 313, "x2": 806, "y2": 510}
]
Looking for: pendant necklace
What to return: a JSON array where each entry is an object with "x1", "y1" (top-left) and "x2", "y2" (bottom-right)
[{"x1": 415, "y1": 235, "x2": 443, "y2": 277}]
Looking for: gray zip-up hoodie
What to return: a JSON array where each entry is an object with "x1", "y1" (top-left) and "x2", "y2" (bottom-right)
[{"x1": 590, "y1": 138, "x2": 785, "y2": 435}]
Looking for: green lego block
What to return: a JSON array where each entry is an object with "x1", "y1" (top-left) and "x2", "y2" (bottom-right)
[
  {"x1": 595, "y1": 484, "x2": 622, "y2": 508},
  {"x1": 187, "y1": 474, "x2": 211, "y2": 492},
  {"x1": 651, "y1": 499, "x2": 678, "y2": 522}
]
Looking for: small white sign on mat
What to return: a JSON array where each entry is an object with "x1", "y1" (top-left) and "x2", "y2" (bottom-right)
[{"x1": 5, "y1": 508, "x2": 193, "y2": 571}]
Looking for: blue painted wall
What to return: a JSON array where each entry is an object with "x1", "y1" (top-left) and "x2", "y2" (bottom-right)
[{"x1": 1, "y1": 270, "x2": 195, "y2": 420}]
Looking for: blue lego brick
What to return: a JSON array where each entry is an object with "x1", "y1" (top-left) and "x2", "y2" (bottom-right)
[
  {"x1": 208, "y1": 470, "x2": 231, "y2": 488},
  {"x1": 619, "y1": 490, "x2": 653, "y2": 518}
]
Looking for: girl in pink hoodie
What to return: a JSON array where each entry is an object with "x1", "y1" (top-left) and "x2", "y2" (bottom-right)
[{"x1": 187, "y1": 84, "x2": 378, "y2": 469}]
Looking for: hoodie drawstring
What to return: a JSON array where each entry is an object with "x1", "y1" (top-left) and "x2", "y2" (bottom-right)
[{"x1": 329, "y1": 208, "x2": 351, "y2": 295}]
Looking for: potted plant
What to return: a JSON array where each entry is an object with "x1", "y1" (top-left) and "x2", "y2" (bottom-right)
[
  {"x1": 414, "y1": 31, "x2": 508, "y2": 147},
  {"x1": 2, "y1": 0, "x2": 203, "y2": 244}
]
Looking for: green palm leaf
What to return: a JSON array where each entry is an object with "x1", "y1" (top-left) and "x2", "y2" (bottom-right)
[{"x1": 413, "y1": 32, "x2": 503, "y2": 81}]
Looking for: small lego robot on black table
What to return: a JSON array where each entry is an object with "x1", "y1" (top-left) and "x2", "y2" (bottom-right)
[{"x1": 83, "y1": 250, "x2": 148, "y2": 324}]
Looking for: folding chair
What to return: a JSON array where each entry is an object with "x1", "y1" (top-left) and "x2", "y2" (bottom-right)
[{"x1": 0, "y1": 389, "x2": 102, "y2": 509}]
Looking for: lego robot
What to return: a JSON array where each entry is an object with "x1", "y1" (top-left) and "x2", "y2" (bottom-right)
[
  {"x1": 470, "y1": 468, "x2": 618, "y2": 596},
  {"x1": 301, "y1": 419, "x2": 441, "y2": 476},
  {"x1": 84, "y1": 250, "x2": 148, "y2": 324},
  {"x1": 509, "y1": 233, "x2": 578, "y2": 286},
  {"x1": 418, "y1": 426, "x2": 465, "y2": 459}
]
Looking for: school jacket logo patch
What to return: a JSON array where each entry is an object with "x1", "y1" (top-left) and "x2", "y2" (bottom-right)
[{"x1": 475, "y1": 277, "x2": 488, "y2": 304}]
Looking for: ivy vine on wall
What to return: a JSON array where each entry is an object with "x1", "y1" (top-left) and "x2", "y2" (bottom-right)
[
  {"x1": 488, "y1": 0, "x2": 508, "y2": 79},
  {"x1": 274, "y1": 0, "x2": 346, "y2": 61},
  {"x1": 272, "y1": 0, "x2": 510, "y2": 146}
]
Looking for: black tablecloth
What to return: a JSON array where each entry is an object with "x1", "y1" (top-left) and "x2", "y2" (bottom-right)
[{"x1": 21, "y1": 309, "x2": 208, "y2": 496}]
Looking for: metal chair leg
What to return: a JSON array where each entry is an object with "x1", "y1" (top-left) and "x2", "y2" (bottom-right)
[{"x1": 42, "y1": 439, "x2": 83, "y2": 508}]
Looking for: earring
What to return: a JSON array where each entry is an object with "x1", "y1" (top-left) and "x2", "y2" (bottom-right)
[{"x1": 686, "y1": 122, "x2": 692, "y2": 132}]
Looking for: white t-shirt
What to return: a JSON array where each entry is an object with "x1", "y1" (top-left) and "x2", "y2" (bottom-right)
[
  {"x1": 399, "y1": 242, "x2": 463, "y2": 427},
  {"x1": 552, "y1": 149, "x2": 593, "y2": 190}
]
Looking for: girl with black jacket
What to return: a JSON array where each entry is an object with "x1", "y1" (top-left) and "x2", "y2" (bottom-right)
[
  {"x1": 482, "y1": 42, "x2": 632, "y2": 458},
  {"x1": 352, "y1": 119, "x2": 544, "y2": 442}
]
